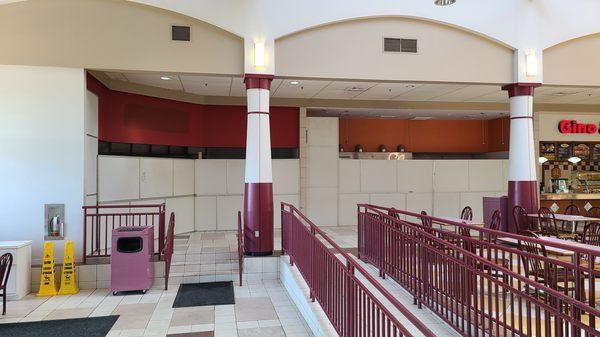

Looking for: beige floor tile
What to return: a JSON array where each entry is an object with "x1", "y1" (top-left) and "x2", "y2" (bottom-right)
[
  {"x1": 43, "y1": 307, "x2": 94, "y2": 320},
  {"x1": 237, "y1": 326, "x2": 285, "y2": 337},
  {"x1": 234, "y1": 297, "x2": 277, "y2": 322},
  {"x1": 170, "y1": 307, "x2": 214, "y2": 326}
]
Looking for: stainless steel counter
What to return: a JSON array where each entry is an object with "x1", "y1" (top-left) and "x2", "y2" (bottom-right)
[{"x1": 541, "y1": 193, "x2": 600, "y2": 200}]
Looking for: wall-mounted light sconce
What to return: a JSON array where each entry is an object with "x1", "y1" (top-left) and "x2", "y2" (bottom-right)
[
  {"x1": 254, "y1": 42, "x2": 265, "y2": 68},
  {"x1": 538, "y1": 157, "x2": 549, "y2": 164},
  {"x1": 568, "y1": 156, "x2": 582, "y2": 164},
  {"x1": 526, "y1": 51, "x2": 538, "y2": 77}
]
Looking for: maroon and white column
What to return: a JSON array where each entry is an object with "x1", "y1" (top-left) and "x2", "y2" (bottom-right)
[
  {"x1": 502, "y1": 83, "x2": 541, "y2": 232},
  {"x1": 243, "y1": 74, "x2": 274, "y2": 256}
]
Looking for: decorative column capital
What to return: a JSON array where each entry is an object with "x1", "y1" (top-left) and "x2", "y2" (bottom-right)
[
  {"x1": 244, "y1": 73, "x2": 274, "y2": 90},
  {"x1": 501, "y1": 82, "x2": 542, "y2": 98}
]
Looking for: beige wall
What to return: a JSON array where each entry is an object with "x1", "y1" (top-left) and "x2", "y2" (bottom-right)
[
  {"x1": 537, "y1": 111, "x2": 600, "y2": 142},
  {"x1": 0, "y1": 0, "x2": 243, "y2": 75},
  {"x1": 544, "y1": 33, "x2": 600, "y2": 86},
  {"x1": 275, "y1": 17, "x2": 514, "y2": 83}
]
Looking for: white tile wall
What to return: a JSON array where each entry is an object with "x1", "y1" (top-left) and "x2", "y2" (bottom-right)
[
  {"x1": 166, "y1": 196, "x2": 194, "y2": 234},
  {"x1": 217, "y1": 195, "x2": 244, "y2": 230},
  {"x1": 308, "y1": 146, "x2": 338, "y2": 188},
  {"x1": 433, "y1": 160, "x2": 469, "y2": 192},
  {"x1": 338, "y1": 194, "x2": 370, "y2": 226},
  {"x1": 195, "y1": 159, "x2": 227, "y2": 195},
  {"x1": 397, "y1": 160, "x2": 433, "y2": 193},
  {"x1": 307, "y1": 187, "x2": 338, "y2": 227},
  {"x1": 195, "y1": 196, "x2": 217, "y2": 231},
  {"x1": 468, "y1": 160, "x2": 504, "y2": 192},
  {"x1": 273, "y1": 159, "x2": 300, "y2": 194},
  {"x1": 173, "y1": 159, "x2": 195, "y2": 196},
  {"x1": 307, "y1": 117, "x2": 338, "y2": 146},
  {"x1": 98, "y1": 156, "x2": 140, "y2": 201},
  {"x1": 433, "y1": 192, "x2": 461, "y2": 218},
  {"x1": 226, "y1": 160, "x2": 245, "y2": 195},
  {"x1": 140, "y1": 158, "x2": 174, "y2": 199},
  {"x1": 338, "y1": 159, "x2": 361, "y2": 193},
  {"x1": 360, "y1": 160, "x2": 397, "y2": 193},
  {"x1": 406, "y1": 192, "x2": 433, "y2": 221}
]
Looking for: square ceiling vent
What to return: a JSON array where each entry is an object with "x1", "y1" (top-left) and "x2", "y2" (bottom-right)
[{"x1": 172, "y1": 25, "x2": 191, "y2": 41}]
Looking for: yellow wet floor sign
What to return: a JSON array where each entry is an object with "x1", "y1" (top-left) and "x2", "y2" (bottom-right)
[
  {"x1": 58, "y1": 241, "x2": 79, "y2": 295},
  {"x1": 37, "y1": 242, "x2": 58, "y2": 296}
]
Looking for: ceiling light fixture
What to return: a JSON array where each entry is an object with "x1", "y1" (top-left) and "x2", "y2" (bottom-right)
[
  {"x1": 290, "y1": 81, "x2": 299, "y2": 85},
  {"x1": 568, "y1": 156, "x2": 582, "y2": 164},
  {"x1": 434, "y1": 0, "x2": 456, "y2": 6},
  {"x1": 160, "y1": 76, "x2": 171, "y2": 80},
  {"x1": 538, "y1": 157, "x2": 549, "y2": 164},
  {"x1": 254, "y1": 42, "x2": 265, "y2": 68}
]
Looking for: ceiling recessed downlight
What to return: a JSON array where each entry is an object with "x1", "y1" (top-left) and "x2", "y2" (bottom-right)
[
  {"x1": 160, "y1": 76, "x2": 171, "y2": 80},
  {"x1": 434, "y1": 0, "x2": 456, "y2": 5},
  {"x1": 290, "y1": 81, "x2": 299, "y2": 85}
]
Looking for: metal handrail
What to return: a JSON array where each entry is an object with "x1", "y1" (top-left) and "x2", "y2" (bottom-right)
[
  {"x1": 237, "y1": 211, "x2": 244, "y2": 286},
  {"x1": 358, "y1": 203, "x2": 600, "y2": 337},
  {"x1": 162, "y1": 212, "x2": 175, "y2": 290},
  {"x1": 82, "y1": 203, "x2": 166, "y2": 264},
  {"x1": 281, "y1": 202, "x2": 435, "y2": 337}
]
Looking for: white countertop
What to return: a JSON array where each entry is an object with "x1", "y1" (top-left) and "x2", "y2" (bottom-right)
[{"x1": 0, "y1": 240, "x2": 32, "y2": 249}]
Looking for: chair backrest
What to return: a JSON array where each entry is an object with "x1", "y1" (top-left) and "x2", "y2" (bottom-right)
[
  {"x1": 513, "y1": 205, "x2": 531, "y2": 233},
  {"x1": 387, "y1": 208, "x2": 400, "y2": 220},
  {"x1": 460, "y1": 206, "x2": 473, "y2": 221},
  {"x1": 0, "y1": 253, "x2": 13, "y2": 289},
  {"x1": 489, "y1": 210, "x2": 502, "y2": 231},
  {"x1": 459, "y1": 226, "x2": 475, "y2": 254},
  {"x1": 564, "y1": 204, "x2": 580, "y2": 216},
  {"x1": 538, "y1": 207, "x2": 558, "y2": 236},
  {"x1": 587, "y1": 206, "x2": 600, "y2": 218},
  {"x1": 583, "y1": 222, "x2": 600, "y2": 247},
  {"x1": 420, "y1": 210, "x2": 432, "y2": 228},
  {"x1": 517, "y1": 231, "x2": 547, "y2": 279}
]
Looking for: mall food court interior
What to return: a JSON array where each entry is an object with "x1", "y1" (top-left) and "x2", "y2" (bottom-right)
[{"x1": 2, "y1": 1, "x2": 600, "y2": 337}]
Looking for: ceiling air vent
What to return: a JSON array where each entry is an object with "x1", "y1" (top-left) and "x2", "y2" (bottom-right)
[
  {"x1": 172, "y1": 25, "x2": 191, "y2": 41},
  {"x1": 383, "y1": 38, "x2": 418, "y2": 53}
]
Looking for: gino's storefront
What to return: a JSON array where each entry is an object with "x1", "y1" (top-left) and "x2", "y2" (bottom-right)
[{"x1": 536, "y1": 112, "x2": 600, "y2": 212}]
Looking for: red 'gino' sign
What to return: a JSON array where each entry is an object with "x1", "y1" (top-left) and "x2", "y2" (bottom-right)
[{"x1": 558, "y1": 120, "x2": 599, "y2": 134}]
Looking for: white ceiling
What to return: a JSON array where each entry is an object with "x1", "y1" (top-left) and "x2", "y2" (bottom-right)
[{"x1": 102, "y1": 71, "x2": 600, "y2": 105}]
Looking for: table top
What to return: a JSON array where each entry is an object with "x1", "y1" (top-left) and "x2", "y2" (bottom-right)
[
  {"x1": 498, "y1": 236, "x2": 600, "y2": 256},
  {"x1": 527, "y1": 214, "x2": 600, "y2": 222},
  {"x1": 434, "y1": 216, "x2": 484, "y2": 226}
]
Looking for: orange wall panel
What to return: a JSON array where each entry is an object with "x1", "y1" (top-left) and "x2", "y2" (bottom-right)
[{"x1": 339, "y1": 117, "x2": 509, "y2": 153}]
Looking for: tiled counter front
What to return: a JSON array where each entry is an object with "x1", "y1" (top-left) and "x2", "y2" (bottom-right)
[{"x1": 338, "y1": 159, "x2": 509, "y2": 225}]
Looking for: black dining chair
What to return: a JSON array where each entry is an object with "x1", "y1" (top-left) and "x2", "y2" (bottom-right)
[
  {"x1": 538, "y1": 207, "x2": 579, "y2": 240},
  {"x1": 0, "y1": 253, "x2": 13, "y2": 315},
  {"x1": 587, "y1": 206, "x2": 600, "y2": 219},
  {"x1": 513, "y1": 205, "x2": 534, "y2": 234},
  {"x1": 583, "y1": 222, "x2": 600, "y2": 247},
  {"x1": 460, "y1": 206, "x2": 473, "y2": 221}
]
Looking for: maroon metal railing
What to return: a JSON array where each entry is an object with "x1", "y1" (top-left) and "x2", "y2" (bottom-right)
[
  {"x1": 358, "y1": 204, "x2": 600, "y2": 337},
  {"x1": 237, "y1": 210, "x2": 244, "y2": 286},
  {"x1": 162, "y1": 212, "x2": 175, "y2": 290},
  {"x1": 281, "y1": 202, "x2": 435, "y2": 337},
  {"x1": 82, "y1": 204, "x2": 166, "y2": 264}
]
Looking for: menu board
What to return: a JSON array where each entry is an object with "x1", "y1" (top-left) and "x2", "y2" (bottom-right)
[
  {"x1": 556, "y1": 143, "x2": 572, "y2": 161},
  {"x1": 540, "y1": 142, "x2": 556, "y2": 161},
  {"x1": 593, "y1": 144, "x2": 600, "y2": 161},
  {"x1": 573, "y1": 143, "x2": 591, "y2": 160}
]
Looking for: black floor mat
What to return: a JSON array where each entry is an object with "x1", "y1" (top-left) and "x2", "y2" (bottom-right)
[
  {"x1": 0, "y1": 315, "x2": 119, "y2": 337},
  {"x1": 173, "y1": 281, "x2": 235, "y2": 308}
]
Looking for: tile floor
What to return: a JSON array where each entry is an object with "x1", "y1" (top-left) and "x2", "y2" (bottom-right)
[{"x1": 0, "y1": 279, "x2": 314, "y2": 337}]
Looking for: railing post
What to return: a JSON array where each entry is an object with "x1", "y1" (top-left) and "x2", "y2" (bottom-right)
[
  {"x1": 158, "y1": 205, "x2": 165, "y2": 260},
  {"x1": 346, "y1": 261, "x2": 355, "y2": 337},
  {"x1": 310, "y1": 226, "x2": 315, "y2": 302},
  {"x1": 83, "y1": 208, "x2": 87, "y2": 264}
]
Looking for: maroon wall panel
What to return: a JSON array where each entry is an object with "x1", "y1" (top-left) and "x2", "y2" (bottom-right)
[{"x1": 87, "y1": 74, "x2": 299, "y2": 148}]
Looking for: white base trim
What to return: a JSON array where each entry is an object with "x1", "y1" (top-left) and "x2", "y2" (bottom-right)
[{"x1": 279, "y1": 256, "x2": 339, "y2": 337}]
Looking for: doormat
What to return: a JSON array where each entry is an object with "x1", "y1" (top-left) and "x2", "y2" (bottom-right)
[
  {"x1": 172, "y1": 281, "x2": 235, "y2": 308},
  {"x1": 0, "y1": 315, "x2": 119, "y2": 337}
]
